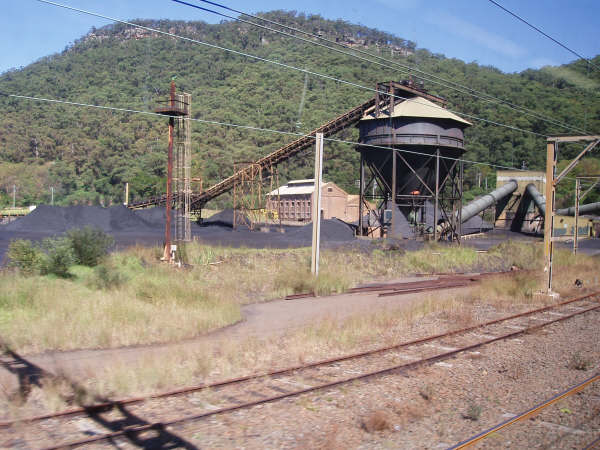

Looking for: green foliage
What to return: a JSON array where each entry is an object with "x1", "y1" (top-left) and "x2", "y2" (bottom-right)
[
  {"x1": 463, "y1": 403, "x2": 482, "y2": 421},
  {"x1": 0, "y1": 12, "x2": 598, "y2": 208},
  {"x1": 7, "y1": 227, "x2": 114, "y2": 278},
  {"x1": 66, "y1": 226, "x2": 114, "y2": 267},
  {"x1": 6, "y1": 239, "x2": 45, "y2": 275},
  {"x1": 86, "y1": 263, "x2": 127, "y2": 290},
  {"x1": 40, "y1": 237, "x2": 76, "y2": 278}
]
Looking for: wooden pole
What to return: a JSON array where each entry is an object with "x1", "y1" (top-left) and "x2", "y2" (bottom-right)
[
  {"x1": 311, "y1": 133, "x2": 324, "y2": 276},
  {"x1": 390, "y1": 149, "x2": 397, "y2": 237},
  {"x1": 544, "y1": 141, "x2": 557, "y2": 293},
  {"x1": 574, "y1": 178, "x2": 580, "y2": 255}
]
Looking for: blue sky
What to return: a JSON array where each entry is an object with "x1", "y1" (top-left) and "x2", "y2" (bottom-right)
[{"x1": 1, "y1": 0, "x2": 599, "y2": 75}]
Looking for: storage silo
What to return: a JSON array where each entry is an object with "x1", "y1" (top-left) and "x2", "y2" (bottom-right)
[{"x1": 357, "y1": 81, "x2": 471, "y2": 239}]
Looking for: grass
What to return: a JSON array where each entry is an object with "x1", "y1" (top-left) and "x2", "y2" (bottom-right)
[
  {"x1": 1, "y1": 240, "x2": 597, "y2": 354},
  {"x1": 0, "y1": 243, "x2": 597, "y2": 419}
]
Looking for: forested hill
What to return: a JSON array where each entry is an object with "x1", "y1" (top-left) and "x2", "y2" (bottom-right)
[{"x1": 0, "y1": 11, "x2": 599, "y2": 208}]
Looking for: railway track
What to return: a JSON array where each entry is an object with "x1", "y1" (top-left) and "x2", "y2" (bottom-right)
[
  {"x1": 450, "y1": 373, "x2": 600, "y2": 449},
  {"x1": 1, "y1": 290, "x2": 599, "y2": 449}
]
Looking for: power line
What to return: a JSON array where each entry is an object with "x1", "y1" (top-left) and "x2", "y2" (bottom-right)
[
  {"x1": 1, "y1": 90, "x2": 545, "y2": 175},
  {"x1": 487, "y1": 0, "x2": 600, "y2": 72},
  {"x1": 178, "y1": 0, "x2": 588, "y2": 135},
  {"x1": 34, "y1": 0, "x2": 548, "y2": 137}
]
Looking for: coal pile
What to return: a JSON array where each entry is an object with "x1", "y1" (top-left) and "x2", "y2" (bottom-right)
[
  {"x1": 3, "y1": 205, "x2": 155, "y2": 233},
  {"x1": 200, "y1": 208, "x2": 251, "y2": 228},
  {"x1": 133, "y1": 207, "x2": 174, "y2": 228},
  {"x1": 286, "y1": 219, "x2": 356, "y2": 242}
]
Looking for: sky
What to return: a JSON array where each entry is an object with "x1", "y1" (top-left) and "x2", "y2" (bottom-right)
[{"x1": 1, "y1": 0, "x2": 599, "y2": 75}]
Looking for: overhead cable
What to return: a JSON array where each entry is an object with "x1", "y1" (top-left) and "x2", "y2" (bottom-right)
[
  {"x1": 1, "y1": 91, "x2": 546, "y2": 174},
  {"x1": 179, "y1": 0, "x2": 587, "y2": 134},
  {"x1": 34, "y1": 0, "x2": 547, "y2": 137},
  {"x1": 487, "y1": 0, "x2": 600, "y2": 72}
]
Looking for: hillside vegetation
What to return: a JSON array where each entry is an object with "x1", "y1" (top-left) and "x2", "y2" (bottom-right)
[{"x1": 0, "y1": 11, "x2": 599, "y2": 208}]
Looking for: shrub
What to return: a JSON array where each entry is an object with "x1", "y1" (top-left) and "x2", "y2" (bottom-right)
[
  {"x1": 67, "y1": 227, "x2": 114, "y2": 267},
  {"x1": 6, "y1": 239, "x2": 45, "y2": 275},
  {"x1": 87, "y1": 263, "x2": 127, "y2": 290},
  {"x1": 463, "y1": 403, "x2": 482, "y2": 421},
  {"x1": 40, "y1": 237, "x2": 75, "y2": 278}
]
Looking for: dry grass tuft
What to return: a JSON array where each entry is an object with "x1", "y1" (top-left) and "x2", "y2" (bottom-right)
[
  {"x1": 362, "y1": 409, "x2": 392, "y2": 432},
  {"x1": 418, "y1": 384, "x2": 436, "y2": 401},
  {"x1": 568, "y1": 351, "x2": 593, "y2": 371},
  {"x1": 462, "y1": 403, "x2": 483, "y2": 421}
]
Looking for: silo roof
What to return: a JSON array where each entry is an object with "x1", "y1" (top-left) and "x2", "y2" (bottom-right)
[{"x1": 361, "y1": 97, "x2": 471, "y2": 126}]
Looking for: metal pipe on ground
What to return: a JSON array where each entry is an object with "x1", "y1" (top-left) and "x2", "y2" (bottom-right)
[{"x1": 526, "y1": 183, "x2": 600, "y2": 216}]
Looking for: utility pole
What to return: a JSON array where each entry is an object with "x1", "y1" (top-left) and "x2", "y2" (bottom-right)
[
  {"x1": 544, "y1": 136, "x2": 600, "y2": 294},
  {"x1": 51, "y1": 187, "x2": 54, "y2": 206},
  {"x1": 124, "y1": 182, "x2": 129, "y2": 206},
  {"x1": 574, "y1": 178, "x2": 580, "y2": 255},
  {"x1": 12, "y1": 185, "x2": 16, "y2": 208},
  {"x1": 311, "y1": 133, "x2": 324, "y2": 276}
]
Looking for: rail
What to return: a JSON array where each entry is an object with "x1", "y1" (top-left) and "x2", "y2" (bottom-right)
[{"x1": 3, "y1": 289, "x2": 599, "y2": 448}]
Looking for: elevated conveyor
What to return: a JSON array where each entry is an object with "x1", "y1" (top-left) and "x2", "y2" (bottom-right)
[{"x1": 129, "y1": 97, "x2": 377, "y2": 211}]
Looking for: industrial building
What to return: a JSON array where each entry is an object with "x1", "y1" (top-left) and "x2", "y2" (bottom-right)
[
  {"x1": 266, "y1": 179, "x2": 361, "y2": 223},
  {"x1": 129, "y1": 79, "x2": 600, "y2": 242}
]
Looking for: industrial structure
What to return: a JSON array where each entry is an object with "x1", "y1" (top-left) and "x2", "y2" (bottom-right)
[
  {"x1": 357, "y1": 80, "x2": 471, "y2": 239},
  {"x1": 266, "y1": 179, "x2": 362, "y2": 223},
  {"x1": 154, "y1": 82, "x2": 191, "y2": 262},
  {"x1": 130, "y1": 80, "x2": 600, "y2": 246}
]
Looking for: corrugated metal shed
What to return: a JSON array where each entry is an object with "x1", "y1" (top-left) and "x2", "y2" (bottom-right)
[{"x1": 361, "y1": 96, "x2": 471, "y2": 126}]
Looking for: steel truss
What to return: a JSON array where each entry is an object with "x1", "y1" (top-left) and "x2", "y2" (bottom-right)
[
  {"x1": 358, "y1": 147, "x2": 463, "y2": 242},
  {"x1": 232, "y1": 163, "x2": 281, "y2": 231}
]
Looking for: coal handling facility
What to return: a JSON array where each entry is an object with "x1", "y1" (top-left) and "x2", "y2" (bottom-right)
[
  {"x1": 4, "y1": 80, "x2": 599, "y2": 260},
  {"x1": 128, "y1": 79, "x2": 600, "y2": 246}
]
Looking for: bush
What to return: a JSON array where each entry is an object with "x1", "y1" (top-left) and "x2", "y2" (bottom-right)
[
  {"x1": 6, "y1": 239, "x2": 45, "y2": 275},
  {"x1": 67, "y1": 226, "x2": 114, "y2": 267},
  {"x1": 40, "y1": 237, "x2": 76, "y2": 278},
  {"x1": 87, "y1": 263, "x2": 127, "y2": 290}
]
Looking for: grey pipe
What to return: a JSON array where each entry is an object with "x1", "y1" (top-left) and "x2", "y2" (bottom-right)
[
  {"x1": 460, "y1": 179, "x2": 518, "y2": 224},
  {"x1": 526, "y1": 183, "x2": 600, "y2": 216},
  {"x1": 526, "y1": 183, "x2": 547, "y2": 215},
  {"x1": 557, "y1": 202, "x2": 600, "y2": 216}
]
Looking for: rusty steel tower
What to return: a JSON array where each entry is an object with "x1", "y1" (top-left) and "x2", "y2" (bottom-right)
[{"x1": 155, "y1": 81, "x2": 191, "y2": 262}]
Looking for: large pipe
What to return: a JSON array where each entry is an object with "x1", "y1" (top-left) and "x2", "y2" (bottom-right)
[
  {"x1": 526, "y1": 183, "x2": 600, "y2": 216},
  {"x1": 460, "y1": 180, "x2": 518, "y2": 224},
  {"x1": 556, "y1": 202, "x2": 600, "y2": 216},
  {"x1": 526, "y1": 183, "x2": 546, "y2": 215}
]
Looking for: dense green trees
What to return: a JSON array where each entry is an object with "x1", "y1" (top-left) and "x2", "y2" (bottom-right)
[{"x1": 0, "y1": 11, "x2": 598, "y2": 208}]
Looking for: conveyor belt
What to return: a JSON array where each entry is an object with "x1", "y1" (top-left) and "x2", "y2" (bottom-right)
[{"x1": 128, "y1": 97, "x2": 376, "y2": 211}]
